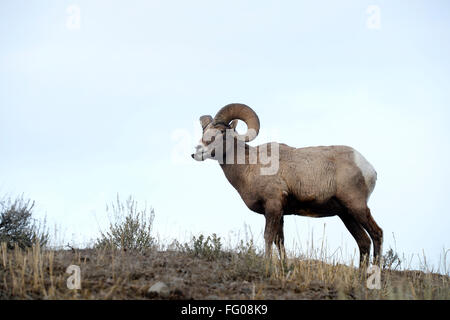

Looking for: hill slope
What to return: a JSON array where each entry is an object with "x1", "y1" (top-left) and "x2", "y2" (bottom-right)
[{"x1": 0, "y1": 245, "x2": 448, "y2": 300}]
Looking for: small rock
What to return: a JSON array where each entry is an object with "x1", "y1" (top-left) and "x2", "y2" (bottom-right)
[
  {"x1": 170, "y1": 277, "x2": 185, "y2": 287},
  {"x1": 211, "y1": 283, "x2": 224, "y2": 291},
  {"x1": 105, "y1": 277, "x2": 114, "y2": 285},
  {"x1": 241, "y1": 287, "x2": 251, "y2": 295},
  {"x1": 309, "y1": 280, "x2": 324, "y2": 292},
  {"x1": 148, "y1": 281, "x2": 170, "y2": 298},
  {"x1": 169, "y1": 288, "x2": 186, "y2": 300}
]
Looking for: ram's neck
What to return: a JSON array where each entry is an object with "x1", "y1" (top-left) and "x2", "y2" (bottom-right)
[{"x1": 219, "y1": 144, "x2": 256, "y2": 191}]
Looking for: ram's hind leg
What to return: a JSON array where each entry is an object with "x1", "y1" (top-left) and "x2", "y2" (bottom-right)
[
  {"x1": 343, "y1": 203, "x2": 383, "y2": 266},
  {"x1": 339, "y1": 213, "x2": 371, "y2": 267},
  {"x1": 362, "y1": 209, "x2": 383, "y2": 265}
]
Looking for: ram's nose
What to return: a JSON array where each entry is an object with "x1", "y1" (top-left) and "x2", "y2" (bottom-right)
[{"x1": 191, "y1": 153, "x2": 195, "y2": 159}]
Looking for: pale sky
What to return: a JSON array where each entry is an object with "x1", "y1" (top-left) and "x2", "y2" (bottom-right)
[{"x1": 1, "y1": 0, "x2": 449, "y2": 271}]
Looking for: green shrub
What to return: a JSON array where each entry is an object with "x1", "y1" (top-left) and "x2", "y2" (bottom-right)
[
  {"x1": 95, "y1": 195, "x2": 155, "y2": 252},
  {"x1": 183, "y1": 233, "x2": 224, "y2": 260},
  {"x1": 230, "y1": 238, "x2": 266, "y2": 279},
  {"x1": 0, "y1": 195, "x2": 49, "y2": 249}
]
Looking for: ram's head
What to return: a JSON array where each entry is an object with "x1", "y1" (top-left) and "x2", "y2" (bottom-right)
[{"x1": 191, "y1": 103, "x2": 260, "y2": 161}]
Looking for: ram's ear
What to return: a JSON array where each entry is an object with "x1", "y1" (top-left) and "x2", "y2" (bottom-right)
[
  {"x1": 229, "y1": 119, "x2": 238, "y2": 130},
  {"x1": 199, "y1": 115, "x2": 213, "y2": 130}
]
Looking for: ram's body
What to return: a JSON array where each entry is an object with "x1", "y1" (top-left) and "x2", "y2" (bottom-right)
[
  {"x1": 221, "y1": 144, "x2": 376, "y2": 217},
  {"x1": 193, "y1": 104, "x2": 383, "y2": 266}
]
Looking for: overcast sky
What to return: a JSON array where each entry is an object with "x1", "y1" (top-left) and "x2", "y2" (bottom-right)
[{"x1": 1, "y1": 0, "x2": 449, "y2": 271}]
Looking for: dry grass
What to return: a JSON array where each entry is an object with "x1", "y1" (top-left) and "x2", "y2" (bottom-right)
[
  {"x1": 0, "y1": 240, "x2": 448, "y2": 300},
  {"x1": 2, "y1": 196, "x2": 447, "y2": 300}
]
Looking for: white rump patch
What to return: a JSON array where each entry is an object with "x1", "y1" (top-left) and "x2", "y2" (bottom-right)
[{"x1": 353, "y1": 149, "x2": 377, "y2": 198}]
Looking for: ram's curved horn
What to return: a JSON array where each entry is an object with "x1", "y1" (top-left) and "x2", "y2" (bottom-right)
[{"x1": 213, "y1": 103, "x2": 260, "y2": 142}]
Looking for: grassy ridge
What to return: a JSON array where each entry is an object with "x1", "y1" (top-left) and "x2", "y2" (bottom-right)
[{"x1": 0, "y1": 240, "x2": 448, "y2": 300}]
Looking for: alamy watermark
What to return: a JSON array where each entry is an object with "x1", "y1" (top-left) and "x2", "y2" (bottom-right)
[
  {"x1": 66, "y1": 4, "x2": 81, "y2": 31},
  {"x1": 366, "y1": 5, "x2": 381, "y2": 30},
  {"x1": 366, "y1": 265, "x2": 381, "y2": 290},
  {"x1": 66, "y1": 264, "x2": 81, "y2": 289}
]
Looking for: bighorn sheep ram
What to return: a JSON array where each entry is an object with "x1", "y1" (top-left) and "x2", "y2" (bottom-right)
[{"x1": 191, "y1": 103, "x2": 383, "y2": 266}]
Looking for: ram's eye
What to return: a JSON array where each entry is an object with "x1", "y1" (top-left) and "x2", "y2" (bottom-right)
[{"x1": 202, "y1": 135, "x2": 215, "y2": 145}]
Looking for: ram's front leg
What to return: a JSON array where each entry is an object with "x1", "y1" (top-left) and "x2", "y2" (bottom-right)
[
  {"x1": 274, "y1": 215, "x2": 286, "y2": 261},
  {"x1": 264, "y1": 200, "x2": 284, "y2": 261}
]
